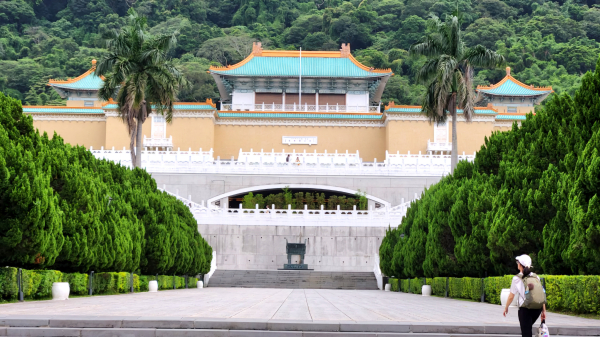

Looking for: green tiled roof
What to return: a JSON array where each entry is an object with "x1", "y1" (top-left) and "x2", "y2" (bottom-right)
[
  {"x1": 22, "y1": 107, "x2": 103, "y2": 114},
  {"x1": 218, "y1": 112, "x2": 384, "y2": 119},
  {"x1": 478, "y1": 78, "x2": 552, "y2": 96},
  {"x1": 211, "y1": 57, "x2": 392, "y2": 78},
  {"x1": 385, "y1": 107, "x2": 497, "y2": 114},
  {"x1": 49, "y1": 73, "x2": 104, "y2": 91},
  {"x1": 103, "y1": 104, "x2": 215, "y2": 110},
  {"x1": 496, "y1": 114, "x2": 527, "y2": 120}
]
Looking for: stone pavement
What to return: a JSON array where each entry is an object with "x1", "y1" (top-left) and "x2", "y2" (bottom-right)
[{"x1": 0, "y1": 288, "x2": 596, "y2": 326}]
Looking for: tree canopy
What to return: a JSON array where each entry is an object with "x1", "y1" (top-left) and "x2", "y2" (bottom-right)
[
  {"x1": 0, "y1": 92, "x2": 212, "y2": 275},
  {"x1": 0, "y1": 0, "x2": 597, "y2": 106},
  {"x1": 380, "y1": 55, "x2": 600, "y2": 278}
]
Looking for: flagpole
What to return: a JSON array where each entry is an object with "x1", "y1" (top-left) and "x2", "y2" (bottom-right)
[{"x1": 299, "y1": 47, "x2": 302, "y2": 111}]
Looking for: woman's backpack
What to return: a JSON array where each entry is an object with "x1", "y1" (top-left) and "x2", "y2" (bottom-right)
[{"x1": 520, "y1": 274, "x2": 546, "y2": 309}]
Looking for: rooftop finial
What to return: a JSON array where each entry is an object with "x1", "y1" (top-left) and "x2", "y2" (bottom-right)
[
  {"x1": 252, "y1": 42, "x2": 263, "y2": 56},
  {"x1": 92, "y1": 59, "x2": 97, "y2": 66},
  {"x1": 506, "y1": 66, "x2": 511, "y2": 76},
  {"x1": 340, "y1": 43, "x2": 351, "y2": 58}
]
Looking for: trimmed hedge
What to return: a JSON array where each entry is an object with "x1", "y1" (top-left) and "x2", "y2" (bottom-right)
[
  {"x1": 0, "y1": 267, "x2": 200, "y2": 302},
  {"x1": 388, "y1": 275, "x2": 600, "y2": 315}
]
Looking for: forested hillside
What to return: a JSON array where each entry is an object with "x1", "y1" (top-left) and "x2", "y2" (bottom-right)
[{"x1": 1, "y1": 0, "x2": 599, "y2": 106}]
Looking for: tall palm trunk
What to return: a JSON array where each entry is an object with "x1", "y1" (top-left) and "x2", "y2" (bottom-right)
[
  {"x1": 135, "y1": 118, "x2": 143, "y2": 168},
  {"x1": 129, "y1": 121, "x2": 137, "y2": 167},
  {"x1": 449, "y1": 92, "x2": 458, "y2": 174}
]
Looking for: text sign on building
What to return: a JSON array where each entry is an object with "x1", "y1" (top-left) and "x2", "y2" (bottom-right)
[{"x1": 282, "y1": 136, "x2": 318, "y2": 145}]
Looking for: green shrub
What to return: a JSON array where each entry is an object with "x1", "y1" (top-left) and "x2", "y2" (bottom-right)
[
  {"x1": 400, "y1": 279, "x2": 408, "y2": 292},
  {"x1": 389, "y1": 278, "x2": 398, "y2": 292},
  {"x1": 484, "y1": 276, "x2": 513, "y2": 305},
  {"x1": 544, "y1": 275, "x2": 600, "y2": 315},
  {"x1": 431, "y1": 277, "x2": 446, "y2": 296},
  {"x1": 139, "y1": 275, "x2": 149, "y2": 291},
  {"x1": 62, "y1": 273, "x2": 88, "y2": 295},
  {"x1": 0, "y1": 267, "x2": 18, "y2": 301}
]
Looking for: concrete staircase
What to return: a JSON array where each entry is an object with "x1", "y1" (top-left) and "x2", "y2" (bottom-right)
[{"x1": 208, "y1": 270, "x2": 379, "y2": 290}]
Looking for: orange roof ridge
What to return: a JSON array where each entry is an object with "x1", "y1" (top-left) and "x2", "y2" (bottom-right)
[
  {"x1": 348, "y1": 54, "x2": 393, "y2": 74},
  {"x1": 209, "y1": 43, "x2": 392, "y2": 74},
  {"x1": 474, "y1": 106, "x2": 498, "y2": 112},
  {"x1": 48, "y1": 59, "x2": 104, "y2": 85},
  {"x1": 477, "y1": 67, "x2": 553, "y2": 92},
  {"x1": 209, "y1": 53, "x2": 255, "y2": 71},
  {"x1": 22, "y1": 105, "x2": 101, "y2": 109}
]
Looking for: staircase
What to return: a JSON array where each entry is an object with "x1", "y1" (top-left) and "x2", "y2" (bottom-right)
[{"x1": 208, "y1": 270, "x2": 379, "y2": 290}]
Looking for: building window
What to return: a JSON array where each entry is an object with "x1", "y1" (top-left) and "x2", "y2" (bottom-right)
[
  {"x1": 152, "y1": 115, "x2": 166, "y2": 139},
  {"x1": 84, "y1": 100, "x2": 94, "y2": 107},
  {"x1": 507, "y1": 107, "x2": 517, "y2": 113}
]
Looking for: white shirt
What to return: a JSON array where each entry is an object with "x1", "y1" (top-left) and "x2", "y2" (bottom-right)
[{"x1": 510, "y1": 273, "x2": 540, "y2": 307}]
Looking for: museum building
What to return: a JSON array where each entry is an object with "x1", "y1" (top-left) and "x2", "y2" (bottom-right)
[
  {"x1": 22, "y1": 42, "x2": 552, "y2": 163},
  {"x1": 20, "y1": 43, "x2": 555, "y2": 273}
]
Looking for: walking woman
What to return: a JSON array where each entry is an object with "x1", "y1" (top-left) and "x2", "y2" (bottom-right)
[{"x1": 503, "y1": 255, "x2": 547, "y2": 337}]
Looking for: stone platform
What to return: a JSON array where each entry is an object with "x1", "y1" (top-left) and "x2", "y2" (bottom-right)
[{"x1": 0, "y1": 288, "x2": 598, "y2": 336}]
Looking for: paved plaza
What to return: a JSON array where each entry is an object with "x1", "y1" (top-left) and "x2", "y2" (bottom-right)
[{"x1": 0, "y1": 288, "x2": 596, "y2": 326}]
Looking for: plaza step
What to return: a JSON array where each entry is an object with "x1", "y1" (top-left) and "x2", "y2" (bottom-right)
[
  {"x1": 208, "y1": 269, "x2": 379, "y2": 290},
  {"x1": 0, "y1": 318, "x2": 597, "y2": 336}
]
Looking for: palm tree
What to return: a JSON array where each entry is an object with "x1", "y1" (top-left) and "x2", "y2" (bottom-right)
[
  {"x1": 95, "y1": 8, "x2": 186, "y2": 168},
  {"x1": 410, "y1": 15, "x2": 504, "y2": 173}
]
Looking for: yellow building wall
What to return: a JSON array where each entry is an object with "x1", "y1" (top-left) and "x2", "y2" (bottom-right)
[
  {"x1": 386, "y1": 120, "x2": 433, "y2": 154},
  {"x1": 66, "y1": 100, "x2": 104, "y2": 107},
  {"x1": 104, "y1": 116, "x2": 151, "y2": 150},
  {"x1": 214, "y1": 125, "x2": 387, "y2": 162},
  {"x1": 32, "y1": 120, "x2": 106, "y2": 149},
  {"x1": 167, "y1": 117, "x2": 215, "y2": 151},
  {"x1": 493, "y1": 105, "x2": 535, "y2": 114},
  {"x1": 449, "y1": 121, "x2": 495, "y2": 155}
]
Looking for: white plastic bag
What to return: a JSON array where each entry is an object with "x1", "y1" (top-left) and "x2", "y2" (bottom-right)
[{"x1": 537, "y1": 320, "x2": 549, "y2": 337}]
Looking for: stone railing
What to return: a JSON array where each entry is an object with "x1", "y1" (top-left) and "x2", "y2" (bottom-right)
[
  {"x1": 426, "y1": 140, "x2": 452, "y2": 153},
  {"x1": 238, "y1": 149, "x2": 361, "y2": 165},
  {"x1": 221, "y1": 103, "x2": 380, "y2": 113},
  {"x1": 90, "y1": 147, "x2": 475, "y2": 176},
  {"x1": 143, "y1": 135, "x2": 173, "y2": 149}
]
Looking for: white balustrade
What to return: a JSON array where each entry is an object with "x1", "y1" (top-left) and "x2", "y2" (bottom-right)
[
  {"x1": 220, "y1": 104, "x2": 380, "y2": 113},
  {"x1": 90, "y1": 147, "x2": 474, "y2": 176},
  {"x1": 158, "y1": 188, "x2": 412, "y2": 227},
  {"x1": 426, "y1": 139, "x2": 453, "y2": 154},
  {"x1": 143, "y1": 135, "x2": 173, "y2": 149}
]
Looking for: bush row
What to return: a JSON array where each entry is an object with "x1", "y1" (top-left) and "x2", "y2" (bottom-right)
[
  {"x1": 388, "y1": 275, "x2": 600, "y2": 315},
  {"x1": 0, "y1": 267, "x2": 199, "y2": 302}
]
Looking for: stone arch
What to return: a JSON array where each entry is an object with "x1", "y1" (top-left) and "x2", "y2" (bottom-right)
[{"x1": 207, "y1": 184, "x2": 390, "y2": 208}]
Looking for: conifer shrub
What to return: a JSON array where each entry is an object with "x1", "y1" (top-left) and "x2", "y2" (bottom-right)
[
  {"x1": 0, "y1": 93, "x2": 212, "y2": 275},
  {"x1": 380, "y1": 56, "x2": 600, "y2": 281}
]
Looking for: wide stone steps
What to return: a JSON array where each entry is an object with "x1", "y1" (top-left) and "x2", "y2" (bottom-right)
[{"x1": 208, "y1": 270, "x2": 379, "y2": 290}]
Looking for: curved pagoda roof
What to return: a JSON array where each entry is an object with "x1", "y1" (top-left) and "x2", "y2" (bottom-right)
[
  {"x1": 477, "y1": 67, "x2": 553, "y2": 97},
  {"x1": 48, "y1": 60, "x2": 104, "y2": 91},
  {"x1": 209, "y1": 43, "x2": 393, "y2": 78}
]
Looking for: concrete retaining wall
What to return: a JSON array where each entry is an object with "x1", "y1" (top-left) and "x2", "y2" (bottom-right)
[{"x1": 199, "y1": 224, "x2": 386, "y2": 272}]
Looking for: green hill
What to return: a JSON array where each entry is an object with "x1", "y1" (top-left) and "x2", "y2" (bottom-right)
[{"x1": 1, "y1": 0, "x2": 598, "y2": 105}]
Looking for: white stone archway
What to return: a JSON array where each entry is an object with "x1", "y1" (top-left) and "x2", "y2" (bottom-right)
[{"x1": 207, "y1": 184, "x2": 391, "y2": 208}]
